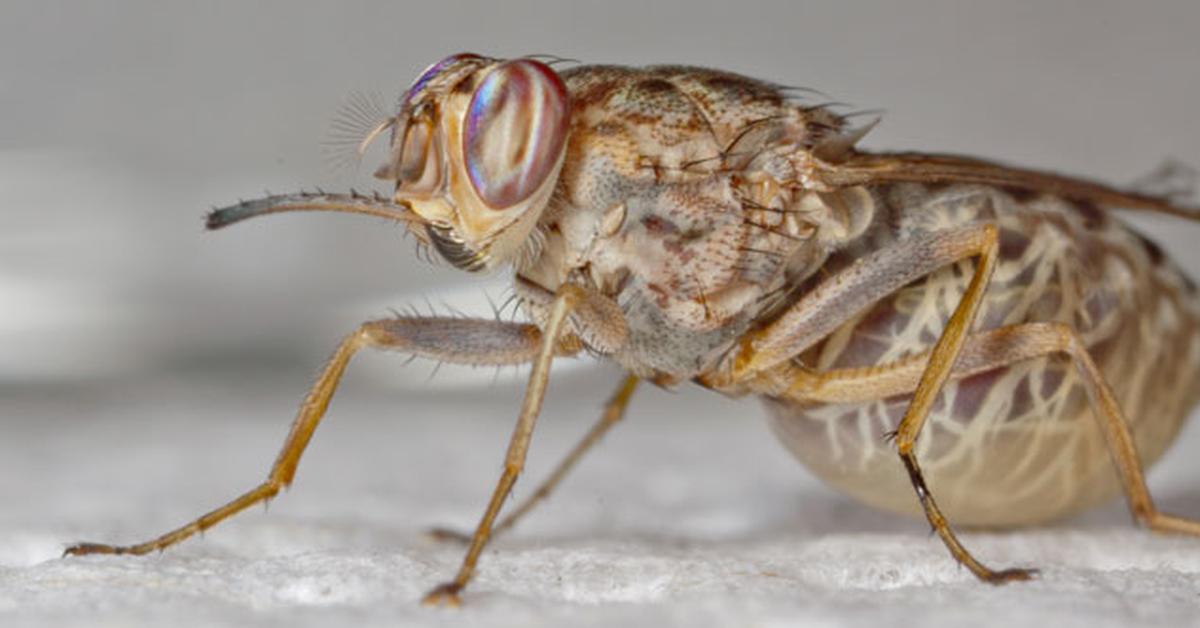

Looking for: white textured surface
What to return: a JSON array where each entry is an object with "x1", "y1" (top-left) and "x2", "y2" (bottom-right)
[
  {"x1": 6, "y1": 2, "x2": 1200, "y2": 627},
  {"x1": 4, "y1": 369, "x2": 1200, "y2": 628}
]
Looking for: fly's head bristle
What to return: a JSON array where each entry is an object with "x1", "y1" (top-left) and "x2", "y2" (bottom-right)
[{"x1": 323, "y1": 90, "x2": 396, "y2": 174}]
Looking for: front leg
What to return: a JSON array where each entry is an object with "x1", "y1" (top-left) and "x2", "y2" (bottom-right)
[
  {"x1": 422, "y1": 283, "x2": 627, "y2": 607},
  {"x1": 63, "y1": 316, "x2": 578, "y2": 557}
]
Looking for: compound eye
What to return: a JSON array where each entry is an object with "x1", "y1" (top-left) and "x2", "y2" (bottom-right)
[{"x1": 463, "y1": 59, "x2": 570, "y2": 210}]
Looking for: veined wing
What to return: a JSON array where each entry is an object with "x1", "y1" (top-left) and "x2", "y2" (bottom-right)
[{"x1": 809, "y1": 151, "x2": 1200, "y2": 220}]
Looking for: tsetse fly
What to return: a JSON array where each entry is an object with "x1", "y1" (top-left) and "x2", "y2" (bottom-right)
[{"x1": 64, "y1": 53, "x2": 1200, "y2": 606}]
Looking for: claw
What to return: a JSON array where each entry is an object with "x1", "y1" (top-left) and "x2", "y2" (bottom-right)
[
  {"x1": 421, "y1": 582, "x2": 463, "y2": 607},
  {"x1": 981, "y1": 566, "x2": 1039, "y2": 584},
  {"x1": 63, "y1": 542, "x2": 120, "y2": 557},
  {"x1": 424, "y1": 526, "x2": 472, "y2": 545}
]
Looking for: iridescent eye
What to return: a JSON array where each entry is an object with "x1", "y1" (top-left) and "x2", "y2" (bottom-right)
[{"x1": 463, "y1": 59, "x2": 570, "y2": 210}]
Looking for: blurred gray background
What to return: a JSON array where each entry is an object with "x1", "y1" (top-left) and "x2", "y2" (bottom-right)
[
  {"x1": 6, "y1": 2, "x2": 1200, "y2": 626},
  {"x1": 3, "y1": 0, "x2": 1199, "y2": 387}
]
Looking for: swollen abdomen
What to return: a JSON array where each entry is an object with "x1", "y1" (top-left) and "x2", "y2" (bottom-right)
[{"x1": 765, "y1": 183, "x2": 1200, "y2": 526}]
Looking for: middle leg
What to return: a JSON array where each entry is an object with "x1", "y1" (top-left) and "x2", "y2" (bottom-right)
[{"x1": 428, "y1": 374, "x2": 640, "y2": 543}]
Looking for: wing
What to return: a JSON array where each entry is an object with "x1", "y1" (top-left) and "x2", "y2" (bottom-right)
[{"x1": 808, "y1": 151, "x2": 1200, "y2": 220}]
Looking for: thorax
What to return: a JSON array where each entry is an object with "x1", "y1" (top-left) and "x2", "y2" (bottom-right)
[{"x1": 510, "y1": 64, "x2": 877, "y2": 381}]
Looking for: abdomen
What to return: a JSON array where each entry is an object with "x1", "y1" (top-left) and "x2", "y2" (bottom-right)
[{"x1": 766, "y1": 183, "x2": 1200, "y2": 526}]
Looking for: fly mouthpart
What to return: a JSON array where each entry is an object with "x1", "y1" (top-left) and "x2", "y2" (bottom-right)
[
  {"x1": 425, "y1": 222, "x2": 488, "y2": 272},
  {"x1": 206, "y1": 190, "x2": 420, "y2": 230}
]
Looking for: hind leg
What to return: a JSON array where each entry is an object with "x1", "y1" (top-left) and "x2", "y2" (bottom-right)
[{"x1": 746, "y1": 321, "x2": 1200, "y2": 563}]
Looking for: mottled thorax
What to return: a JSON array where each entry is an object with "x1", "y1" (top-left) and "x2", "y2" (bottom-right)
[{"x1": 514, "y1": 64, "x2": 876, "y2": 380}]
